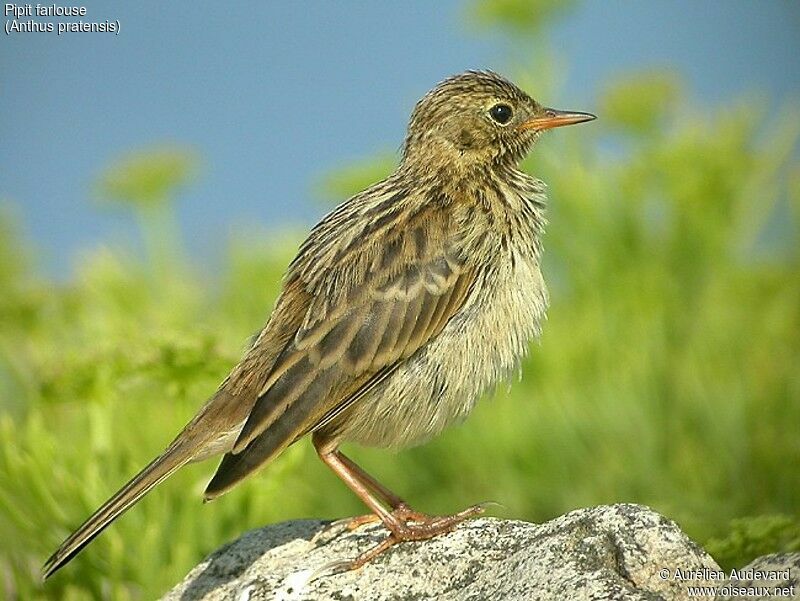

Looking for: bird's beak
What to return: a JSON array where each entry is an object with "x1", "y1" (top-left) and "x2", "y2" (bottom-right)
[{"x1": 519, "y1": 108, "x2": 596, "y2": 131}]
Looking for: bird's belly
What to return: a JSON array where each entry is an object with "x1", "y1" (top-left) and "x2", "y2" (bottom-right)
[{"x1": 334, "y1": 250, "x2": 548, "y2": 449}]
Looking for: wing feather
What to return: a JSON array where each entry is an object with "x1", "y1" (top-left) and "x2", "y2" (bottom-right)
[{"x1": 204, "y1": 195, "x2": 476, "y2": 498}]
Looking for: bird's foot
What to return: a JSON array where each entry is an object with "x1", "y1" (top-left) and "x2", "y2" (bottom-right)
[
  {"x1": 342, "y1": 502, "x2": 487, "y2": 571},
  {"x1": 311, "y1": 502, "x2": 428, "y2": 546},
  {"x1": 341, "y1": 502, "x2": 431, "y2": 531}
]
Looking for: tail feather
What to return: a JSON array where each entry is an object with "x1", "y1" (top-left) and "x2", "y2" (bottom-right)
[
  {"x1": 42, "y1": 441, "x2": 193, "y2": 580},
  {"x1": 42, "y1": 316, "x2": 289, "y2": 579}
]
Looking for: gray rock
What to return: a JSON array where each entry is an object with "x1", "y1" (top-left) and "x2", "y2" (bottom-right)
[
  {"x1": 161, "y1": 503, "x2": 721, "y2": 601},
  {"x1": 716, "y1": 553, "x2": 799, "y2": 600}
]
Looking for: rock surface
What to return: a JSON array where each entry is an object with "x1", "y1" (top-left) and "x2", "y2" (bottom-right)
[{"x1": 162, "y1": 503, "x2": 724, "y2": 601}]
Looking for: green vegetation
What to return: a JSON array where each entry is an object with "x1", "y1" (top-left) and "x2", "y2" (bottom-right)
[{"x1": 2, "y1": 4, "x2": 799, "y2": 600}]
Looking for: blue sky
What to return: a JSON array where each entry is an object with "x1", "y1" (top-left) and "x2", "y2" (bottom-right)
[{"x1": 2, "y1": 1, "x2": 799, "y2": 275}]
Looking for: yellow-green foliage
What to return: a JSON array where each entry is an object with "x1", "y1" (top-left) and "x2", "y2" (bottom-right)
[
  {"x1": 2, "y1": 15, "x2": 800, "y2": 601},
  {"x1": 706, "y1": 515, "x2": 800, "y2": 571}
]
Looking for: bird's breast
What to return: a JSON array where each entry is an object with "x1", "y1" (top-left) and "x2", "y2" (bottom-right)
[{"x1": 334, "y1": 238, "x2": 548, "y2": 449}]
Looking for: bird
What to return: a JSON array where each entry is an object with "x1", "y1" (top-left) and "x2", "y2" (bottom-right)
[{"x1": 43, "y1": 70, "x2": 595, "y2": 579}]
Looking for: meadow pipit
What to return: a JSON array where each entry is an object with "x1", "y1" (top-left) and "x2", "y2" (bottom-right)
[{"x1": 44, "y1": 70, "x2": 595, "y2": 577}]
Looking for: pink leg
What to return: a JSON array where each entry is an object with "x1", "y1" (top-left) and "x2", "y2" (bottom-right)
[{"x1": 313, "y1": 432, "x2": 485, "y2": 569}]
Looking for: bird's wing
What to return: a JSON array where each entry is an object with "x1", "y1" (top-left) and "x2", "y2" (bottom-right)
[{"x1": 204, "y1": 195, "x2": 476, "y2": 498}]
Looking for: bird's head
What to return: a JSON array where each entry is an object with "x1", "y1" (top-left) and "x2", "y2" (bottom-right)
[{"x1": 401, "y1": 70, "x2": 595, "y2": 173}]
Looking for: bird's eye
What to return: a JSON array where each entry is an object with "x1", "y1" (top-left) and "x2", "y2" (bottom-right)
[{"x1": 489, "y1": 104, "x2": 513, "y2": 125}]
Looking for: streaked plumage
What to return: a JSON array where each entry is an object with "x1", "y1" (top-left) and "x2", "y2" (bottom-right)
[{"x1": 43, "y1": 70, "x2": 595, "y2": 578}]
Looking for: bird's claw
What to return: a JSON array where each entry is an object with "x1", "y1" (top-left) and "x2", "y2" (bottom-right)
[
  {"x1": 312, "y1": 502, "x2": 489, "y2": 575},
  {"x1": 347, "y1": 502, "x2": 487, "y2": 569}
]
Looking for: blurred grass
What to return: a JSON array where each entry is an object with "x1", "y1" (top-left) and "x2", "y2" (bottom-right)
[{"x1": 2, "y1": 6, "x2": 800, "y2": 601}]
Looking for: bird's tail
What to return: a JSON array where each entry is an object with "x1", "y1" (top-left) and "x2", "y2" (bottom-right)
[{"x1": 42, "y1": 438, "x2": 195, "y2": 580}]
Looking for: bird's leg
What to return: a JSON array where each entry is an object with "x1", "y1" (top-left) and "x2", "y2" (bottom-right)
[
  {"x1": 311, "y1": 449, "x2": 424, "y2": 540},
  {"x1": 312, "y1": 432, "x2": 485, "y2": 570},
  {"x1": 335, "y1": 453, "x2": 429, "y2": 529}
]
